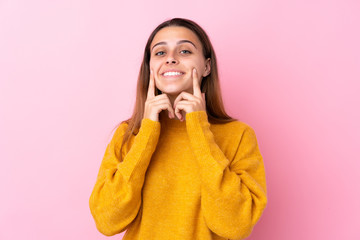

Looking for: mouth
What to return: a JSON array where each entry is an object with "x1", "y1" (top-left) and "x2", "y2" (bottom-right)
[{"x1": 161, "y1": 70, "x2": 185, "y2": 78}]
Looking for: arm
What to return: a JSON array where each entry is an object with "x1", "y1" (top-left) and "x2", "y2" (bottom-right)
[
  {"x1": 186, "y1": 111, "x2": 268, "y2": 240},
  {"x1": 89, "y1": 118, "x2": 160, "y2": 236}
]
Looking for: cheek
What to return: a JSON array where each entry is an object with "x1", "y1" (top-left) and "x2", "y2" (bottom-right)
[
  {"x1": 149, "y1": 60, "x2": 162, "y2": 73},
  {"x1": 149, "y1": 58, "x2": 156, "y2": 68},
  {"x1": 188, "y1": 57, "x2": 205, "y2": 70}
]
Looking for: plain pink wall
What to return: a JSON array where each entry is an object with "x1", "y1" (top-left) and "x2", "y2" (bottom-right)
[{"x1": 1, "y1": 0, "x2": 359, "y2": 239}]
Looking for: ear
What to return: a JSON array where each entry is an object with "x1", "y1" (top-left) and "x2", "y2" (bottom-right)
[{"x1": 203, "y1": 58, "x2": 211, "y2": 77}]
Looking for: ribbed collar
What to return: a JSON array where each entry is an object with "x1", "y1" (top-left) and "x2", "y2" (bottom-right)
[{"x1": 159, "y1": 111, "x2": 187, "y2": 130}]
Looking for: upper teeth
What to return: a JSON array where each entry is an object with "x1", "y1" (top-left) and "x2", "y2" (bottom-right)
[{"x1": 163, "y1": 72, "x2": 182, "y2": 76}]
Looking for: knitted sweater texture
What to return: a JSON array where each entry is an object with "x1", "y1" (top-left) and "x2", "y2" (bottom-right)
[{"x1": 89, "y1": 110, "x2": 268, "y2": 239}]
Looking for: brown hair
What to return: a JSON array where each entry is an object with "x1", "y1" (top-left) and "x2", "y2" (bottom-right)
[{"x1": 114, "y1": 17, "x2": 237, "y2": 160}]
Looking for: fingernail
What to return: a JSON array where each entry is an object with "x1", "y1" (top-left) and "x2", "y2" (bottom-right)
[{"x1": 194, "y1": 68, "x2": 197, "y2": 73}]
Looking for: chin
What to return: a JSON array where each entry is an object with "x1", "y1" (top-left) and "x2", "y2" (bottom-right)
[
  {"x1": 159, "y1": 90, "x2": 182, "y2": 96},
  {"x1": 159, "y1": 86, "x2": 186, "y2": 95}
]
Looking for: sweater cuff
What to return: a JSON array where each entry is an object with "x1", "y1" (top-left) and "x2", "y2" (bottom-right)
[
  {"x1": 185, "y1": 110, "x2": 208, "y2": 127},
  {"x1": 140, "y1": 118, "x2": 161, "y2": 133},
  {"x1": 186, "y1": 111, "x2": 230, "y2": 170},
  {"x1": 119, "y1": 118, "x2": 160, "y2": 182},
  {"x1": 135, "y1": 118, "x2": 161, "y2": 148}
]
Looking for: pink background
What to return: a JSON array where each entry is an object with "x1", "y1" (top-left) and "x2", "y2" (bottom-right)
[{"x1": 1, "y1": 0, "x2": 359, "y2": 239}]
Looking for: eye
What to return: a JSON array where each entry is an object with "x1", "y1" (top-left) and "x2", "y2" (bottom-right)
[
  {"x1": 155, "y1": 51, "x2": 165, "y2": 56},
  {"x1": 180, "y1": 50, "x2": 191, "y2": 54}
]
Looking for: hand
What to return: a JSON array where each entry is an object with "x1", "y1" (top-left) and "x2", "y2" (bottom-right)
[
  {"x1": 173, "y1": 68, "x2": 206, "y2": 121},
  {"x1": 143, "y1": 69, "x2": 175, "y2": 122}
]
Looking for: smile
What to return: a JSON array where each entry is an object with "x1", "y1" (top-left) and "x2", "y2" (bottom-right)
[{"x1": 162, "y1": 71, "x2": 184, "y2": 77}]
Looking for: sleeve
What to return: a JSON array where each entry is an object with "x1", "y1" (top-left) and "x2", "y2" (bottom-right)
[
  {"x1": 185, "y1": 111, "x2": 268, "y2": 240},
  {"x1": 89, "y1": 118, "x2": 161, "y2": 236}
]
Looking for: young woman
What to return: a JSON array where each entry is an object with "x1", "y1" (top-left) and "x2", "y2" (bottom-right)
[{"x1": 89, "y1": 18, "x2": 268, "y2": 240}]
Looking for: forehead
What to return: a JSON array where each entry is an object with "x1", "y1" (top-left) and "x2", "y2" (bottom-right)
[{"x1": 150, "y1": 26, "x2": 201, "y2": 48}]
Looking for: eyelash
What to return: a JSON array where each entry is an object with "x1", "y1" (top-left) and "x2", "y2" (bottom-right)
[{"x1": 155, "y1": 50, "x2": 192, "y2": 56}]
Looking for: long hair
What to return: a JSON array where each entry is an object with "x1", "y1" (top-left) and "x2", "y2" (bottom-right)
[{"x1": 115, "y1": 18, "x2": 237, "y2": 160}]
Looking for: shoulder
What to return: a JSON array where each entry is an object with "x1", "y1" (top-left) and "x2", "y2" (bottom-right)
[
  {"x1": 211, "y1": 119, "x2": 255, "y2": 137},
  {"x1": 210, "y1": 119, "x2": 259, "y2": 151},
  {"x1": 111, "y1": 120, "x2": 130, "y2": 141}
]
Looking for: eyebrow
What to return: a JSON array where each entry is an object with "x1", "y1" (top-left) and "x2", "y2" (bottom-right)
[{"x1": 151, "y1": 40, "x2": 197, "y2": 51}]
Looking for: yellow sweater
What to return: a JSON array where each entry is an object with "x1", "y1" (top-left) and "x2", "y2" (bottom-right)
[{"x1": 89, "y1": 110, "x2": 267, "y2": 240}]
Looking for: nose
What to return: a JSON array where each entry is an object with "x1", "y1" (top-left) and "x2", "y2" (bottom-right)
[
  {"x1": 166, "y1": 53, "x2": 178, "y2": 64},
  {"x1": 166, "y1": 59, "x2": 178, "y2": 64}
]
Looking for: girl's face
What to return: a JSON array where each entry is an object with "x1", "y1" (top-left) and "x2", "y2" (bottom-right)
[{"x1": 149, "y1": 26, "x2": 211, "y2": 96}]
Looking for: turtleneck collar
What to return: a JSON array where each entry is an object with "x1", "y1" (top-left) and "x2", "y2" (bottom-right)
[{"x1": 159, "y1": 111, "x2": 187, "y2": 130}]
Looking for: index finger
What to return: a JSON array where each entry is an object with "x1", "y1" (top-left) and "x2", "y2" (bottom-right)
[
  {"x1": 192, "y1": 68, "x2": 202, "y2": 97},
  {"x1": 147, "y1": 69, "x2": 156, "y2": 99}
]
